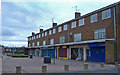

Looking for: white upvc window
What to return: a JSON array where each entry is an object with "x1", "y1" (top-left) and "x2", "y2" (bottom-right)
[
  {"x1": 43, "y1": 40, "x2": 46, "y2": 45},
  {"x1": 32, "y1": 42, "x2": 34, "y2": 47},
  {"x1": 45, "y1": 32, "x2": 47, "y2": 36},
  {"x1": 60, "y1": 36, "x2": 65, "y2": 44},
  {"x1": 94, "y1": 28, "x2": 106, "y2": 39},
  {"x1": 58, "y1": 26, "x2": 62, "y2": 32},
  {"x1": 91, "y1": 13, "x2": 98, "y2": 23},
  {"x1": 36, "y1": 35, "x2": 38, "y2": 39},
  {"x1": 74, "y1": 33, "x2": 81, "y2": 42},
  {"x1": 49, "y1": 30, "x2": 51, "y2": 35},
  {"x1": 42, "y1": 33, "x2": 44, "y2": 37},
  {"x1": 30, "y1": 37, "x2": 31, "y2": 40},
  {"x1": 79, "y1": 18, "x2": 84, "y2": 26},
  {"x1": 39, "y1": 34, "x2": 41, "y2": 38},
  {"x1": 37, "y1": 42, "x2": 39, "y2": 46},
  {"x1": 32, "y1": 36, "x2": 34, "y2": 40},
  {"x1": 102, "y1": 9, "x2": 111, "y2": 20},
  {"x1": 53, "y1": 29, "x2": 56, "y2": 34},
  {"x1": 31, "y1": 37, "x2": 33, "y2": 40},
  {"x1": 34, "y1": 36, "x2": 35, "y2": 39},
  {"x1": 64, "y1": 24, "x2": 67, "y2": 30},
  {"x1": 50, "y1": 38, "x2": 54, "y2": 45},
  {"x1": 71, "y1": 21, "x2": 76, "y2": 28}
]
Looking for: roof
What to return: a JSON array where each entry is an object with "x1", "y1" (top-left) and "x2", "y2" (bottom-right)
[{"x1": 27, "y1": 1, "x2": 120, "y2": 38}]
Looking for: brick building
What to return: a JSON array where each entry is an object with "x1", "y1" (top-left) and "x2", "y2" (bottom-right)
[{"x1": 27, "y1": 2, "x2": 120, "y2": 63}]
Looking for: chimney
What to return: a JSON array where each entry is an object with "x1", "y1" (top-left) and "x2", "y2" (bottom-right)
[
  {"x1": 32, "y1": 32, "x2": 35, "y2": 36},
  {"x1": 75, "y1": 12, "x2": 81, "y2": 18},
  {"x1": 53, "y1": 23, "x2": 57, "y2": 27},
  {"x1": 40, "y1": 29, "x2": 43, "y2": 32}
]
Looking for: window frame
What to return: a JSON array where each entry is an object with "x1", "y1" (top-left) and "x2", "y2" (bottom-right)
[
  {"x1": 79, "y1": 18, "x2": 84, "y2": 26},
  {"x1": 71, "y1": 21, "x2": 76, "y2": 28},
  {"x1": 91, "y1": 13, "x2": 98, "y2": 23},
  {"x1": 74, "y1": 33, "x2": 81, "y2": 42},
  {"x1": 49, "y1": 30, "x2": 51, "y2": 35},
  {"x1": 64, "y1": 24, "x2": 67, "y2": 30},
  {"x1": 53, "y1": 29, "x2": 56, "y2": 34},
  {"x1": 58, "y1": 26, "x2": 62, "y2": 32}
]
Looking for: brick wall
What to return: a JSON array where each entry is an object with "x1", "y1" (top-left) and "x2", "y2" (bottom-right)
[
  {"x1": 116, "y1": 4, "x2": 120, "y2": 63},
  {"x1": 28, "y1": 5, "x2": 117, "y2": 47},
  {"x1": 105, "y1": 40, "x2": 115, "y2": 63}
]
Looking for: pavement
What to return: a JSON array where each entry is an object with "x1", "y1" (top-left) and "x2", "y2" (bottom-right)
[{"x1": 2, "y1": 55, "x2": 118, "y2": 73}]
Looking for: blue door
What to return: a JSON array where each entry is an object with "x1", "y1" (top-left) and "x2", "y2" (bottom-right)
[
  {"x1": 42, "y1": 48, "x2": 55, "y2": 58},
  {"x1": 87, "y1": 43, "x2": 105, "y2": 62},
  {"x1": 42, "y1": 49, "x2": 47, "y2": 57},
  {"x1": 48, "y1": 49, "x2": 55, "y2": 58},
  {"x1": 28, "y1": 50, "x2": 30, "y2": 56}
]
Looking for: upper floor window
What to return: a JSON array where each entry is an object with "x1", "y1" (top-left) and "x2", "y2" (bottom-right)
[
  {"x1": 36, "y1": 35, "x2": 38, "y2": 39},
  {"x1": 74, "y1": 33, "x2": 81, "y2": 42},
  {"x1": 30, "y1": 37, "x2": 31, "y2": 40},
  {"x1": 45, "y1": 32, "x2": 47, "y2": 36},
  {"x1": 91, "y1": 13, "x2": 98, "y2": 23},
  {"x1": 60, "y1": 36, "x2": 65, "y2": 44},
  {"x1": 58, "y1": 26, "x2": 62, "y2": 32},
  {"x1": 50, "y1": 38, "x2": 54, "y2": 45},
  {"x1": 64, "y1": 24, "x2": 67, "y2": 30},
  {"x1": 71, "y1": 21, "x2": 76, "y2": 28},
  {"x1": 94, "y1": 28, "x2": 105, "y2": 39},
  {"x1": 37, "y1": 42, "x2": 39, "y2": 46},
  {"x1": 43, "y1": 40, "x2": 46, "y2": 45},
  {"x1": 32, "y1": 36, "x2": 33, "y2": 40},
  {"x1": 39, "y1": 34, "x2": 41, "y2": 38},
  {"x1": 79, "y1": 18, "x2": 84, "y2": 26},
  {"x1": 34, "y1": 36, "x2": 35, "y2": 39},
  {"x1": 49, "y1": 30, "x2": 51, "y2": 35},
  {"x1": 102, "y1": 9, "x2": 111, "y2": 20},
  {"x1": 32, "y1": 42, "x2": 34, "y2": 47},
  {"x1": 53, "y1": 29, "x2": 56, "y2": 34},
  {"x1": 42, "y1": 33, "x2": 44, "y2": 37}
]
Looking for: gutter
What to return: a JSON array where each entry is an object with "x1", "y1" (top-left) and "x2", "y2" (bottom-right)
[{"x1": 113, "y1": 6, "x2": 117, "y2": 62}]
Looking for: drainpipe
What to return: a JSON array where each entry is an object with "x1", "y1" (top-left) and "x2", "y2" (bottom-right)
[{"x1": 113, "y1": 6, "x2": 117, "y2": 62}]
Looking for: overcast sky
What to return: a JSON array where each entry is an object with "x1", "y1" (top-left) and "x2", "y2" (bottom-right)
[{"x1": 1, "y1": 0, "x2": 120, "y2": 47}]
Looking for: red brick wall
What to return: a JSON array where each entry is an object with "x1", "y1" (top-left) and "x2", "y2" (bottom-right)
[{"x1": 28, "y1": 7, "x2": 116, "y2": 47}]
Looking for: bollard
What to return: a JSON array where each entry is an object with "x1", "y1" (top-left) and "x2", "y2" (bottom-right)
[
  {"x1": 64, "y1": 65, "x2": 69, "y2": 72},
  {"x1": 0, "y1": 56, "x2": 3, "y2": 59},
  {"x1": 84, "y1": 63, "x2": 88, "y2": 70},
  {"x1": 118, "y1": 64, "x2": 120, "y2": 75},
  {"x1": 16, "y1": 66, "x2": 21, "y2": 73},
  {"x1": 42, "y1": 66, "x2": 47, "y2": 73},
  {"x1": 115, "y1": 62, "x2": 118, "y2": 68},
  {"x1": 100, "y1": 63, "x2": 104, "y2": 69}
]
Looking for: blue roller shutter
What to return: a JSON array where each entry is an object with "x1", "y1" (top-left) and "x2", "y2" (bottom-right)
[{"x1": 87, "y1": 43, "x2": 105, "y2": 62}]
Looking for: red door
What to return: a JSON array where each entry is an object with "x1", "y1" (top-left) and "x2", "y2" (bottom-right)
[{"x1": 59, "y1": 48, "x2": 67, "y2": 57}]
